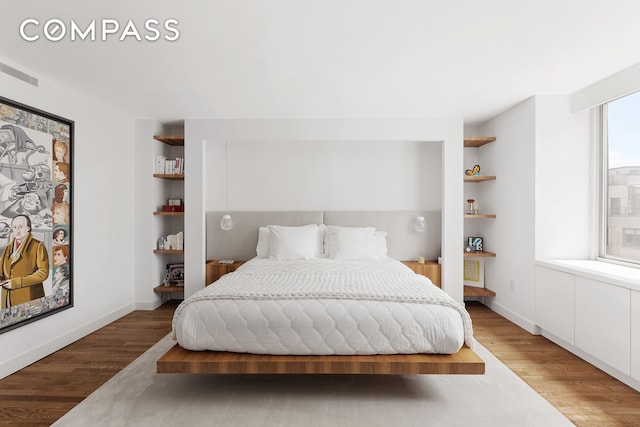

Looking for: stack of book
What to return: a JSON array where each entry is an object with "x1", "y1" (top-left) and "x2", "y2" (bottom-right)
[{"x1": 155, "y1": 155, "x2": 184, "y2": 175}]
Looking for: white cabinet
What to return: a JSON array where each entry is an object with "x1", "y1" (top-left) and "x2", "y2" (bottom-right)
[
  {"x1": 535, "y1": 266, "x2": 574, "y2": 344},
  {"x1": 575, "y1": 277, "x2": 630, "y2": 375},
  {"x1": 632, "y1": 291, "x2": 640, "y2": 381}
]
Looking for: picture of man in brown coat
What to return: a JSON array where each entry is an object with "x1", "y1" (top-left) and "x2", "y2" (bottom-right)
[{"x1": 0, "y1": 214, "x2": 49, "y2": 309}]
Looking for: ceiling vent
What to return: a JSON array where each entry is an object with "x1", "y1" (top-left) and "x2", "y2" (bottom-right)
[{"x1": 0, "y1": 62, "x2": 38, "y2": 87}]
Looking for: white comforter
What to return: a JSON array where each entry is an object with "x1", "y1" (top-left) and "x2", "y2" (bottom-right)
[{"x1": 173, "y1": 258, "x2": 474, "y2": 355}]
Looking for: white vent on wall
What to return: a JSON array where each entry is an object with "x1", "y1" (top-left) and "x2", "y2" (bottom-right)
[{"x1": 0, "y1": 62, "x2": 38, "y2": 87}]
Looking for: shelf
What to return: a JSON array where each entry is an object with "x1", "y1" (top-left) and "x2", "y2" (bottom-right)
[
  {"x1": 153, "y1": 135, "x2": 184, "y2": 146},
  {"x1": 153, "y1": 211, "x2": 184, "y2": 216},
  {"x1": 464, "y1": 251, "x2": 496, "y2": 258},
  {"x1": 464, "y1": 175, "x2": 496, "y2": 182},
  {"x1": 153, "y1": 174, "x2": 184, "y2": 180},
  {"x1": 152, "y1": 132, "x2": 185, "y2": 300},
  {"x1": 464, "y1": 286, "x2": 496, "y2": 297},
  {"x1": 464, "y1": 137, "x2": 496, "y2": 148},
  {"x1": 153, "y1": 284, "x2": 185, "y2": 294},
  {"x1": 463, "y1": 136, "x2": 497, "y2": 300}
]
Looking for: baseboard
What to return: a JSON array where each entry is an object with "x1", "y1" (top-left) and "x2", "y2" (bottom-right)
[
  {"x1": 541, "y1": 329, "x2": 640, "y2": 393},
  {"x1": 483, "y1": 300, "x2": 539, "y2": 334},
  {"x1": 0, "y1": 303, "x2": 135, "y2": 379},
  {"x1": 136, "y1": 299, "x2": 164, "y2": 310}
]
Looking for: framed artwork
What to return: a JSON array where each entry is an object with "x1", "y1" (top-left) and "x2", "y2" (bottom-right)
[
  {"x1": 463, "y1": 258, "x2": 484, "y2": 288},
  {"x1": 166, "y1": 263, "x2": 184, "y2": 285},
  {"x1": 0, "y1": 96, "x2": 73, "y2": 334},
  {"x1": 467, "y1": 236, "x2": 484, "y2": 252}
]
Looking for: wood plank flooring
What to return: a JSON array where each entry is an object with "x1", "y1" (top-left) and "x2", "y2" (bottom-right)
[
  {"x1": 466, "y1": 302, "x2": 640, "y2": 427},
  {"x1": 0, "y1": 301, "x2": 638, "y2": 426},
  {"x1": 0, "y1": 301, "x2": 177, "y2": 426}
]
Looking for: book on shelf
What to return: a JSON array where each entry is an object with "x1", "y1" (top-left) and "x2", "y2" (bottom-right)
[
  {"x1": 159, "y1": 157, "x2": 185, "y2": 175},
  {"x1": 155, "y1": 155, "x2": 166, "y2": 174}
]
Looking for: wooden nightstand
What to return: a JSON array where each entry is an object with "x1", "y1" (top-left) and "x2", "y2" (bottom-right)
[
  {"x1": 205, "y1": 260, "x2": 245, "y2": 285},
  {"x1": 401, "y1": 260, "x2": 441, "y2": 288}
]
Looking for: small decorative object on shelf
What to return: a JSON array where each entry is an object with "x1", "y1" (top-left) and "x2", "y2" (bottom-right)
[
  {"x1": 161, "y1": 205, "x2": 184, "y2": 212},
  {"x1": 463, "y1": 258, "x2": 484, "y2": 288},
  {"x1": 465, "y1": 164, "x2": 481, "y2": 176},
  {"x1": 467, "y1": 237, "x2": 483, "y2": 252},
  {"x1": 157, "y1": 231, "x2": 184, "y2": 250},
  {"x1": 417, "y1": 256, "x2": 425, "y2": 264},
  {"x1": 166, "y1": 263, "x2": 185, "y2": 286},
  {"x1": 466, "y1": 199, "x2": 478, "y2": 215}
]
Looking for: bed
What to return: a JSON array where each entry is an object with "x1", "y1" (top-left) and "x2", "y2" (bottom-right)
[{"x1": 157, "y1": 212, "x2": 484, "y2": 375}]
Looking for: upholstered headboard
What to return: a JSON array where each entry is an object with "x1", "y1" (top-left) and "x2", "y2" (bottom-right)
[{"x1": 206, "y1": 211, "x2": 441, "y2": 261}]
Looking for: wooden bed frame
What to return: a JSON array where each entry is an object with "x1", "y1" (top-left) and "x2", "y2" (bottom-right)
[
  {"x1": 157, "y1": 345, "x2": 484, "y2": 375},
  {"x1": 157, "y1": 211, "x2": 484, "y2": 375},
  {"x1": 157, "y1": 261, "x2": 484, "y2": 376}
]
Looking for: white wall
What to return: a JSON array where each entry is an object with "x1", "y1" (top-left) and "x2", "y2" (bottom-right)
[
  {"x1": 477, "y1": 95, "x2": 592, "y2": 332},
  {"x1": 479, "y1": 98, "x2": 538, "y2": 330},
  {"x1": 205, "y1": 140, "x2": 442, "y2": 212},
  {"x1": 185, "y1": 118, "x2": 464, "y2": 302},
  {"x1": 535, "y1": 96, "x2": 591, "y2": 259},
  {"x1": 0, "y1": 55, "x2": 137, "y2": 378}
]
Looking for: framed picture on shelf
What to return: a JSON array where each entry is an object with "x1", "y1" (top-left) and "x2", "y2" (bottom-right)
[
  {"x1": 463, "y1": 258, "x2": 484, "y2": 288},
  {"x1": 166, "y1": 263, "x2": 184, "y2": 284},
  {"x1": 0, "y1": 95, "x2": 74, "y2": 334},
  {"x1": 467, "y1": 236, "x2": 483, "y2": 252}
]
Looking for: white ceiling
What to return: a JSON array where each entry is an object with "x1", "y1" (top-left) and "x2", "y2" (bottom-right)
[{"x1": 2, "y1": 0, "x2": 640, "y2": 125}]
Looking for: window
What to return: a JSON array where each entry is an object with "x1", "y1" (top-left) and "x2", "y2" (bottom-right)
[
  {"x1": 623, "y1": 228, "x2": 640, "y2": 247},
  {"x1": 602, "y1": 91, "x2": 640, "y2": 264}
]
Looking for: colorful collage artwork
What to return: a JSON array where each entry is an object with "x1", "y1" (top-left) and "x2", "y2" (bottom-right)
[{"x1": 0, "y1": 97, "x2": 73, "y2": 333}]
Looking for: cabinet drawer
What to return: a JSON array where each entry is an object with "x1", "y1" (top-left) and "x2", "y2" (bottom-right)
[
  {"x1": 632, "y1": 291, "x2": 640, "y2": 381},
  {"x1": 575, "y1": 277, "x2": 630, "y2": 375},
  {"x1": 535, "y1": 266, "x2": 574, "y2": 344}
]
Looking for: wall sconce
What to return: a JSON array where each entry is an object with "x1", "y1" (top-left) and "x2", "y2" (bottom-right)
[
  {"x1": 220, "y1": 214, "x2": 233, "y2": 231},
  {"x1": 413, "y1": 216, "x2": 426, "y2": 233},
  {"x1": 220, "y1": 140, "x2": 233, "y2": 231}
]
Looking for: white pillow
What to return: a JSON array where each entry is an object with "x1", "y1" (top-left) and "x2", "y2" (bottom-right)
[
  {"x1": 256, "y1": 226, "x2": 270, "y2": 258},
  {"x1": 325, "y1": 225, "x2": 382, "y2": 260},
  {"x1": 268, "y1": 224, "x2": 323, "y2": 260},
  {"x1": 371, "y1": 230, "x2": 388, "y2": 259}
]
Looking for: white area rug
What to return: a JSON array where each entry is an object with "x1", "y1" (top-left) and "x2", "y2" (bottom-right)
[{"x1": 54, "y1": 336, "x2": 574, "y2": 427}]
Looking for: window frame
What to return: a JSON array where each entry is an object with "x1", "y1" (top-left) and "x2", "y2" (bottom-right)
[{"x1": 598, "y1": 100, "x2": 640, "y2": 267}]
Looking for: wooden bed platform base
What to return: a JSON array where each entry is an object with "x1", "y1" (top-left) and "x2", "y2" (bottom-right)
[{"x1": 157, "y1": 344, "x2": 485, "y2": 375}]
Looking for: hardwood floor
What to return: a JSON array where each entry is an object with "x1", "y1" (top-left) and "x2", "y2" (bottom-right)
[
  {"x1": 0, "y1": 301, "x2": 639, "y2": 426},
  {"x1": 0, "y1": 301, "x2": 178, "y2": 426},
  {"x1": 466, "y1": 302, "x2": 640, "y2": 427}
]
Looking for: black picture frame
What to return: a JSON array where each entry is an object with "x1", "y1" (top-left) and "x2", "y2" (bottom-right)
[
  {"x1": 0, "y1": 96, "x2": 73, "y2": 334},
  {"x1": 166, "y1": 263, "x2": 184, "y2": 284}
]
